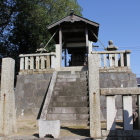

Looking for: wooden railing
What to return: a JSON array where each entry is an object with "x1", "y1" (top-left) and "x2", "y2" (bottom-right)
[
  {"x1": 19, "y1": 53, "x2": 56, "y2": 70},
  {"x1": 92, "y1": 50, "x2": 131, "y2": 68}
]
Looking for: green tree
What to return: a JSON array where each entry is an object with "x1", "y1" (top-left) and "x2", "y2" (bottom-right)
[
  {"x1": 0, "y1": 0, "x2": 82, "y2": 74},
  {"x1": 9, "y1": 0, "x2": 82, "y2": 54}
]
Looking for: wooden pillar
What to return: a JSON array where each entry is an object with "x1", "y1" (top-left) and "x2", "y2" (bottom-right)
[{"x1": 85, "y1": 27, "x2": 89, "y2": 54}]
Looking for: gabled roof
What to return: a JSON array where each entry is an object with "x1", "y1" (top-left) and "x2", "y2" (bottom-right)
[
  {"x1": 47, "y1": 13, "x2": 100, "y2": 43},
  {"x1": 47, "y1": 14, "x2": 99, "y2": 29}
]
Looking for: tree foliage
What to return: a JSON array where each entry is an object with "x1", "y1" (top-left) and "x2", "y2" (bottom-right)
[{"x1": 0, "y1": 0, "x2": 82, "y2": 59}]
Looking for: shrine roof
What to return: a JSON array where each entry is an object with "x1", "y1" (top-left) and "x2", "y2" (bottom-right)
[{"x1": 47, "y1": 13, "x2": 100, "y2": 43}]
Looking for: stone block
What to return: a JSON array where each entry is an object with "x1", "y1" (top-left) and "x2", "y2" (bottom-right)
[
  {"x1": 115, "y1": 95, "x2": 122, "y2": 108},
  {"x1": 38, "y1": 119, "x2": 60, "y2": 138},
  {"x1": 36, "y1": 74, "x2": 44, "y2": 81},
  {"x1": 128, "y1": 81, "x2": 137, "y2": 87},
  {"x1": 129, "y1": 73, "x2": 137, "y2": 81},
  {"x1": 100, "y1": 73, "x2": 109, "y2": 80},
  {"x1": 120, "y1": 80, "x2": 128, "y2": 87},
  {"x1": 48, "y1": 107, "x2": 89, "y2": 114},
  {"x1": 100, "y1": 96, "x2": 106, "y2": 108},
  {"x1": 34, "y1": 89, "x2": 46, "y2": 97},
  {"x1": 24, "y1": 74, "x2": 36, "y2": 84},
  {"x1": 44, "y1": 73, "x2": 52, "y2": 80},
  {"x1": 109, "y1": 73, "x2": 117, "y2": 80},
  {"x1": 117, "y1": 73, "x2": 129, "y2": 81}
]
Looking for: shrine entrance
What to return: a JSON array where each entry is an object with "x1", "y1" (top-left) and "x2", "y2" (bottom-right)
[
  {"x1": 68, "y1": 48, "x2": 86, "y2": 66},
  {"x1": 47, "y1": 10, "x2": 99, "y2": 67}
]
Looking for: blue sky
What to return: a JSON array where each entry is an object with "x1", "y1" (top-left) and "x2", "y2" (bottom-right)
[{"x1": 77, "y1": 0, "x2": 140, "y2": 76}]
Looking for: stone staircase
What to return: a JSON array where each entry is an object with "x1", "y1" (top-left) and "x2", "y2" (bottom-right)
[{"x1": 46, "y1": 71, "x2": 89, "y2": 126}]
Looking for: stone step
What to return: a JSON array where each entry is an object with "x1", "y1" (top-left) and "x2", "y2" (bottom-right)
[
  {"x1": 57, "y1": 74, "x2": 81, "y2": 79},
  {"x1": 57, "y1": 71, "x2": 87, "y2": 75},
  {"x1": 53, "y1": 91, "x2": 88, "y2": 96},
  {"x1": 46, "y1": 114, "x2": 89, "y2": 120},
  {"x1": 60, "y1": 120, "x2": 89, "y2": 126},
  {"x1": 57, "y1": 74, "x2": 87, "y2": 79},
  {"x1": 54, "y1": 84, "x2": 88, "y2": 92},
  {"x1": 55, "y1": 81, "x2": 88, "y2": 87},
  {"x1": 48, "y1": 107, "x2": 89, "y2": 114},
  {"x1": 56, "y1": 77, "x2": 87, "y2": 83},
  {"x1": 50, "y1": 102, "x2": 89, "y2": 107},
  {"x1": 52, "y1": 96, "x2": 89, "y2": 102}
]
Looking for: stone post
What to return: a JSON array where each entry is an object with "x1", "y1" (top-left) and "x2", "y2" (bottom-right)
[
  {"x1": 88, "y1": 54, "x2": 101, "y2": 138},
  {"x1": 123, "y1": 95, "x2": 133, "y2": 130},
  {"x1": 55, "y1": 44, "x2": 61, "y2": 69},
  {"x1": 0, "y1": 58, "x2": 17, "y2": 135},
  {"x1": 50, "y1": 53, "x2": 56, "y2": 68},
  {"x1": 106, "y1": 96, "x2": 116, "y2": 130}
]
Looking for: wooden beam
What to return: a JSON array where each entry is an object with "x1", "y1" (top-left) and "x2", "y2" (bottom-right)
[{"x1": 62, "y1": 29, "x2": 85, "y2": 33}]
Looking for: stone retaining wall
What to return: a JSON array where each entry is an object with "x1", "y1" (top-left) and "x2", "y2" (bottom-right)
[
  {"x1": 15, "y1": 73, "x2": 52, "y2": 119},
  {"x1": 15, "y1": 71, "x2": 137, "y2": 121}
]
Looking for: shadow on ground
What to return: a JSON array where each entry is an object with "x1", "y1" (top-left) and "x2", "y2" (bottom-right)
[
  {"x1": 33, "y1": 133, "x2": 39, "y2": 138},
  {"x1": 61, "y1": 126, "x2": 90, "y2": 137}
]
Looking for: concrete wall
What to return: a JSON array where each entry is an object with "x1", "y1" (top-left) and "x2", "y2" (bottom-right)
[
  {"x1": 100, "y1": 72, "x2": 137, "y2": 121},
  {"x1": 15, "y1": 73, "x2": 52, "y2": 119}
]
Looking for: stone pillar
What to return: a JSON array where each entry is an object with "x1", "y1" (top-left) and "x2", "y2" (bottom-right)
[
  {"x1": 0, "y1": 58, "x2": 17, "y2": 135},
  {"x1": 50, "y1": 53, "x2": 56, "y2": 69},
  {"x1": 88, "y1": 41, "x2": 92, "y2": 54},
  {"x1": 55, "y1": 44, "x2": 61, "y2": 69},
  {"x1": 88, "y1": 54, "x2": 101, "y2": 138},
  {"x1": 123, "y1": 95, "x2": 133, "y2": 130},
  {"x1": 106, "y1": 96, "x2": 116, "y2": 130}
]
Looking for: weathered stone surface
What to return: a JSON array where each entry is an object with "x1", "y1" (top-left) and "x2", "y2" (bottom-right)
[
  {"x1": 0, "y1": 58, "x2": 17, "y2": 135},
  {"x1": 100, "y1": 87, "x2": 140, "y2": 95},
  {"x1": 123, "y1": 96, "x2": 133, "y2": 130},
  {"x1": 40, "y1": 71, "x2": 57, "y2": 120},
  {"x1": 38, "y1": 119, "x2": 60, "y2": 138},
  {"x1": 48, "y1": 107, "x2": 89, "y2": 114},
  {"x1": 88, "y1": 54, "x2": 101, "y2": 137},
  {"x1": 102, "y1": 130, "x2": 140, "y2": 137},
  {"x1": 106, "y1": 96, "x2": 116, "y2": 130},
  {"x1": 15, "y1": 73, "x2": 52, "y2": 119}
]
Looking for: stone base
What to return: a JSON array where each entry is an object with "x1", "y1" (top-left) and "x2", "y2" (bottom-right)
[{"x1": 38, "y1": 119, "x2": 60, "y2": 138}]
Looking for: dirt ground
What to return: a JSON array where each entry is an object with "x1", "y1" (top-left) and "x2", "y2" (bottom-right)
[{"x1": 5, "y1": 119, "x2": 123, "y2": 139}]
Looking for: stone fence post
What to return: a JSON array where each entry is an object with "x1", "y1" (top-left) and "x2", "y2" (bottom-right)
[
  {"x1": 88, "y1": 54, "x2": 101, "y2": 138},
  {"x1": 0, "y1": 58, "x2": 17, "y2": 135}
]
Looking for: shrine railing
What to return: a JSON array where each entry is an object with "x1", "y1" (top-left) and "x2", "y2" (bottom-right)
[
  {"x1": 19, "y1": 53, "x2": 56, "y2": 71},
  {"x1": 91, "y1": 50, "x2": 131, "y2": 68}
]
